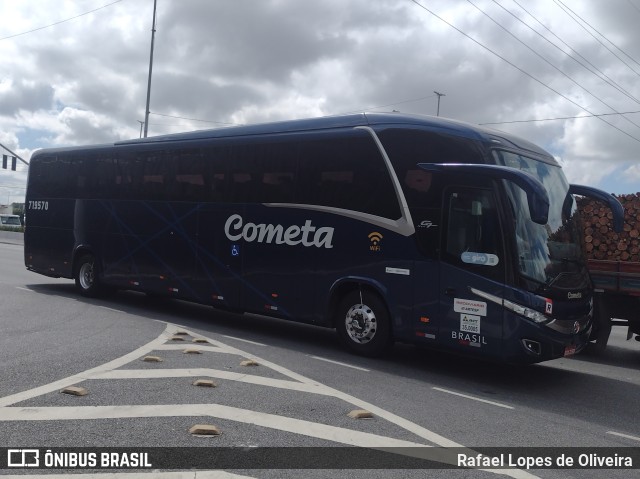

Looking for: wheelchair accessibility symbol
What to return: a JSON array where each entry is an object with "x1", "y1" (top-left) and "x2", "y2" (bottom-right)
[{"x1": 231, "y1": 244, "x2": 240, "y2": 257}]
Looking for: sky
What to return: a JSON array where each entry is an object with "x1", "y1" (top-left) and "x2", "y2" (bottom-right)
[{"x1": 1, "y1": 0, "x2": 640, "y2": 206}]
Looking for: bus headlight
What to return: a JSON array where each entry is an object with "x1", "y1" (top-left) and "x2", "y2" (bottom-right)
[
  {"x1": 503, "y1": 299, "x2": 550, "y2": 324},
  {"x1": 471, "y1": 287, "x2": 551, "y2": 324}
]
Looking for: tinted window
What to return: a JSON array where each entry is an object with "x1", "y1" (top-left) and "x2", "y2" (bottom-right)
[
  {"x1": 378, "y1": 128, "x2": 483, "y2": 209},
  {"x1": 117, "y1": 149, "x2": 169, "y2": 201},
  {"x1": 202, "y1": 147, "x2": 227, "y2": 202},
  {"x1": 70, "y1": 152, "x2": 121, "y2": 200},
  {"x1": 29, "y1": 129, "x2": 403, "y2": 221},
  {"x1": 89, "y1": 156, "x2": 118, "y2": 199},
  {"x1": 141, "y1": 152, "x2": 167, "y2": 200},
  {"x1": 174, "y1": 148, "x2": 205, "y2": 202},
  {"x1": 297, "y1": 130, "x2": 401, "y2": 219},
  {"x1": 28, "y1": 155, "x2": 72, "y2": 198},
  {"x1": 228, "y1": 138, "x2": 298, "y2": 204},
  {"x1": 222, "y1": 130, "x2": 400, "y2": 219}
]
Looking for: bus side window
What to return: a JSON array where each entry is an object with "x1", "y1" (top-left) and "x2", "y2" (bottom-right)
[
  {"x1": 227, "y1": 139, "x2": 299, "y2": 204},
  {"x1": 297, "y1": 131, "x2": 401, "y2": 219},
  {"x1": 197, "y1": 145, "x2": 227, "y2": 203},
  {"x1": 262, "y1": 171, "x2": 294, "y2": 203},
  {"x1": 71, "y1": 157, "x2": 87, "y2": 198},
  {"x1": 174, "y1": 149, "x2": 205, "y2": 202},
  {"x1": 403, "y1": 169, "x2": 436, "y2": 208},
  {"x1": 64, "y1": 151, "x2": 119, "y2": 200},
  {"x1": 31, "y1": 155, "x2": 74, "y2": 199},
  {"x1": 142, "y1": 153, "x2": 167, "y2": 201},
  {"x1": 258, "y1": 143, "x2": 297, "y2": 204},
  {"x1": 92, "y1": 157, "x2": 118, "y2": 199}
]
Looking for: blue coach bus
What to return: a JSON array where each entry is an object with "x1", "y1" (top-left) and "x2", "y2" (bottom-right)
[{"x1": 24, "y1": 113, "x2": 623, "y2": 363}]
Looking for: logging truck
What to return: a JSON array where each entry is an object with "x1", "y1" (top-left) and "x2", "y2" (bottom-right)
[{"x1": 578, "y1": 194, "x2": 640, "y2": 349}]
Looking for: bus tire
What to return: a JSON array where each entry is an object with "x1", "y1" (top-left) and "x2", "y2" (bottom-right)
[
  {"x1": 74, "y1": 254, "x2": 103, "y2": 297},
  {"x1": 335, "y1": 290, "x2": 392, "y2": 357}
]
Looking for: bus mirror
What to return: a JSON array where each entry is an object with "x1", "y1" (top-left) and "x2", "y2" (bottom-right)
[
  {"x1": 418, "y1": 163, "x2": 549, "y2": 225},
  {"x1": 568, "y1": 184, "x2": 624, "y2": 233}
]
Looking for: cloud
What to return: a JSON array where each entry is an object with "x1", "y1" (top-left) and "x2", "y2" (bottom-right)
[
  {"x1": 622, "y1": 163, "x2": 640, "y2": 186},
  {"x1": 0, "y1": 79, "x2": 54, "y2": 115},
  {"x1": 55, "y1": 107, "x2": 128, "y2": 144},
  {"x1": 0, "y1": 0, "x2": 639, "y2": 199}
]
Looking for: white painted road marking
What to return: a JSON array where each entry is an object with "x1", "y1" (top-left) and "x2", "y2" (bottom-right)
[
  {"x1": 0, "y1": 326, "x2": 178, "y2": 407},
  {"x1": 311, "y1": 355, "x2": 370, "y2": 372},
  {"x1": 0, "y1": 322, "x2": 537, "y2": 478},
  {"x1": 607, "y1": 431, "x2": 640, "y2": 442},
  {"x1": 0, "y1": 404, "x2": 429, "y2": 448},
  {"x1": 432, "y1": 387, "x2": 514, "y2": 410},
  {"x1": 91, "y1": 368, "x2": 333, "y2": 395}
]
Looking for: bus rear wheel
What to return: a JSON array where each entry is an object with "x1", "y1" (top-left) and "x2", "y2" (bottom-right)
[
  {"x1": 336, "y1": 290, "x2": 392, "y2": 357},
  {"x1": 74, "y1": 254, "x2": 102, "y2": 297}
]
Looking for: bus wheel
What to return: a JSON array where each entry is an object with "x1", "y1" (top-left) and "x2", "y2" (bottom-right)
[
  {"x1": 336, "y1": 291, "x2": 392, "y2": 357},
  {"x1": 74, "y1": 254, "x2": 102, "y2": 297}
]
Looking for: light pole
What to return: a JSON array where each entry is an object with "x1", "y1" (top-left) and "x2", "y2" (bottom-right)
[
  {"x1": 434, "y1": 91, "x2": 445, "y2": 116},
  {"x1": 137, "y1": 120, "x2": 144, "y2": 138},
  {"x1": 143, "y1": 0, "x2": 158, "y2": 138}
]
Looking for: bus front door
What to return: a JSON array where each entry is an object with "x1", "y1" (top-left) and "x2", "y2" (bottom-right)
[{"x1": 438, "y1": 186, "x2": 506, "y2": 359}]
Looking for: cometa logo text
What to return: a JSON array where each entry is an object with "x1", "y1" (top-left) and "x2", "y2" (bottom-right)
[{"x1": 224, "y1": 214, "x2": 335, "y2": 248}]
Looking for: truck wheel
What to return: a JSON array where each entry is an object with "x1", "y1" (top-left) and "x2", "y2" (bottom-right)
[
  {"x1": 74, "y1": 254, "x2": 103, "y2": 297},
  {"x1": 335, "y1": 290, "x2": 392, "y2": 357}
]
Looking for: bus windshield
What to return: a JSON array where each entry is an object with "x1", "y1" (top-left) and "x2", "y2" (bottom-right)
[{"x1": 493, "y1": 150, "x2": 587, "y2": 289}]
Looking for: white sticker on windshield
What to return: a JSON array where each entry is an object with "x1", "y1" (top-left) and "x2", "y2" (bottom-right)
[{"x1": 461, "y1": 252, "x2": 499, "y2": 266}]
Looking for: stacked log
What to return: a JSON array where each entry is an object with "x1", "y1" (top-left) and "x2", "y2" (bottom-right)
[{"x1": 577, "y1": 193, "x2": 640, "y2": 262}]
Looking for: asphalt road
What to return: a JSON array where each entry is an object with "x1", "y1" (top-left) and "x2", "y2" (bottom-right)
[{"x1": 0, "y1": 241, "x2": 638, "y2": 478}]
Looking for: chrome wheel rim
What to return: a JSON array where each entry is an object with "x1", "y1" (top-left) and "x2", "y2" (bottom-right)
[
  {"x1": 79, "y1": 262, "x2": 94, "y2": 290},
  {"x1": 345, "y1": 303, "x2": 377, "y2": 344}
]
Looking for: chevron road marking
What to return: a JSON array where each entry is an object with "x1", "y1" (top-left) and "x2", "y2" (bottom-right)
[{"x1": 0, "y1": 321, "x2": 538, "y2": 478}]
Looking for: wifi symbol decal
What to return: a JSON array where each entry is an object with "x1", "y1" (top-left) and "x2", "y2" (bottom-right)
[
  {"x1": 368, "y1": 232, "x2": 383, "y2": 244},
  {"x1": 368, "y1": 232, "x2": 383, "y2": 251}
]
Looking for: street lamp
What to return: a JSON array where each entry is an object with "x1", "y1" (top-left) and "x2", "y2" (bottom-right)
[{"x1": 143, "y1": 0, "x2": 158, "y2": 138}]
